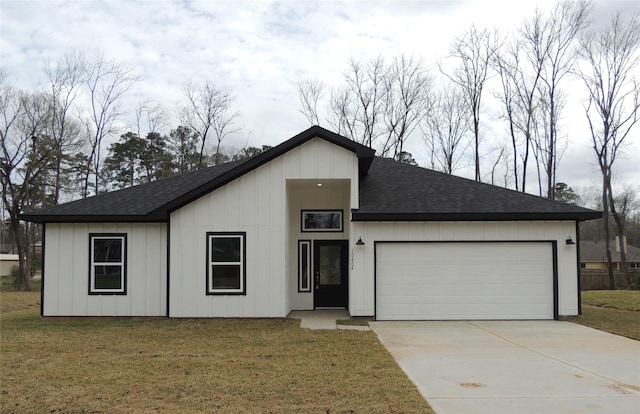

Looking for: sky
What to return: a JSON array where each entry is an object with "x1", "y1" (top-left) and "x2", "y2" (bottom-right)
[{"x1": 1, "y1": 0, "x2": 639, "y2": 204}]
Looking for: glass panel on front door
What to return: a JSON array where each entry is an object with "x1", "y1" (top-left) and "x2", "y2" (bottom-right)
[{"x1": 319, "y1": 245, "x2": 342, "y2": 285}]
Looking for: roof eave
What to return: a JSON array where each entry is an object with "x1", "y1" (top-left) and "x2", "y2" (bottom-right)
[
  {"x1": 350, "y1": 211, "x2": 603, "y2": 222},
  {"x1": 19, "y1": 213, "x2": 166, "y2": 224}
]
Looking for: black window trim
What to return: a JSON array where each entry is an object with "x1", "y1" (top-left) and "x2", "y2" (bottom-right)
[
  {"x1": 298, "y1": 239, "x2": 312, "y2": 292},
  {"x1": 206, "y1": 232, "x2": 247, "y2": 295},
  {"x1": 88, "y1": 233, "x2": 127, "y2": 295}
]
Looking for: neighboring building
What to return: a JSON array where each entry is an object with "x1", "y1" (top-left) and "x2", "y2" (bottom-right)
[
  {"x1": 0, "y1": 254, "x2": 19, "y2": 277},
  {"x1": 21, "y1": 126, "x2": 601, "y2": 320},
  {"x1": 580, "y1": 240, "x2": 640, "y2": 270}
]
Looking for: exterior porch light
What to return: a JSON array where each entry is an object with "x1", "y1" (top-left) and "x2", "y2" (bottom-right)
[
  {"x1": 565, "y1": 236, "x2": 576, "y2": 245},
  {"x1": 356, "y1": 237, "x2": 365, "y2": 246}
]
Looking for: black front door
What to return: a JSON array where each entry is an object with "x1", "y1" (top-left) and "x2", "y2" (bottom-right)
[{"x1": 314, "y1": 240, "x2": 348, "y2": 308}]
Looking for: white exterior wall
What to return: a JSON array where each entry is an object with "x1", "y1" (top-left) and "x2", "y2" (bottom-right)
[
  {"x1": 169, "y1": 137, "x2": 359, "y2": 317},
  {"x1": 350, "y1": 220, "x2": 579, "y2": 317},
  {"x1": 43, "y1": 223, "x2": 167, "y2": 316},
  {"x1": 287, "y1": 181, "x2": 351, "y2": 311}
]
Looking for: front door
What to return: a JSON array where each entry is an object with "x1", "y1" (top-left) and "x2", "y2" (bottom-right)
[{"x1": 314, "y1": 240, "x2": 348, "y2": 308}]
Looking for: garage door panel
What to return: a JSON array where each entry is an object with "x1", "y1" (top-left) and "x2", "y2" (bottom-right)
[{"x1": 376, "y1": 242, "x2": 554, "y2": 320}]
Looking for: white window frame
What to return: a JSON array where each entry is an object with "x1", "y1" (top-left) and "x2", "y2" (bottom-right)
[
  {"x1": 89, "y1": 234, "x2": 127, "y2": 295},
  {"x1": 206, "y1": 232, "x2": 246, "y2": 295}
]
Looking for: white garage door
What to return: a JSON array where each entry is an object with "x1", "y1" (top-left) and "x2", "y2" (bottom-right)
[{"x1": 376, "y1": 242, "x2": 554, "y2": 320}]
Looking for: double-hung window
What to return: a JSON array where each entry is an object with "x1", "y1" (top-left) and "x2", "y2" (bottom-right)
[
  {"x1": 89, "y1": 234, "x2": 127, "y2": 294},
  {"x1": 207, "y1": 232, "x2": 246, "y2": 295}
]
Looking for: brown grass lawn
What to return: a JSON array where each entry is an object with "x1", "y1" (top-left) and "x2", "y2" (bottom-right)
[
  {"x1": 0, "y1": 291, "x2": 432, "y2": 413},
  {"x1": 572, "y1": 290, "x2": 640, "y2": 341}
]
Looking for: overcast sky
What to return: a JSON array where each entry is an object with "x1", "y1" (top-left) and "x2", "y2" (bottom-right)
[{"x1": 1, "y1": 0, "x2": 639, "y2": 203}]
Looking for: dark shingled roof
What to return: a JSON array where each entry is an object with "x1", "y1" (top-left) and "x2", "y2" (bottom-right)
[
  {"x1": 20, "y1": 126, "x2": 601, "y2": 223},
  {"x1": 352, "y1": 157, "x2": 601, "y2": 221},
  {"x1": 21, "y1": 159, "x2": 245, "y2": 222}
]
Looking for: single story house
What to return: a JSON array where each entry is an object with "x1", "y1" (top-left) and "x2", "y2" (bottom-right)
[
  {"x1": 21, "y1": 126, "x2": 601, "y2": 320},
  {"x1": 580, "y1": 240, "x2": 640, "y2": 270}
]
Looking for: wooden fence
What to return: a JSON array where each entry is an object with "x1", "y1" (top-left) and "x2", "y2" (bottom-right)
[{"x1": 580, "y1": 269, "x2": 640, "y2": 290}]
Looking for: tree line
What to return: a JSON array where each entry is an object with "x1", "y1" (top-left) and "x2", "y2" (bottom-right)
[
  {"x1": 298, "y1": 2, "x2": 639, "y2": 288},
  {"x1": 2, "y1": 1, "x2": 639, "y2": 290}
]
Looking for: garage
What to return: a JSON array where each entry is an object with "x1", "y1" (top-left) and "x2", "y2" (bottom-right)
[{"x1": 375, "y1": 242, "x2": 556, "y2": 320}]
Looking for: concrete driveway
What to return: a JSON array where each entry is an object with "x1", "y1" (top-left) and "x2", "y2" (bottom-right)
[{"x1": 370, "y1": 321, "x2": 640, "y2": 414}]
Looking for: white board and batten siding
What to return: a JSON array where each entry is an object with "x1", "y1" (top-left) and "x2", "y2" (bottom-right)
[
  {"x1": 43, "y1": 223, "x2": 167, "y2": 316},
  {"x1": 169, "y1": 137, "x2": 360, "y2": 318},
  {"x1": 349, "y1": 220, "x2": 579, "y2": 319}
]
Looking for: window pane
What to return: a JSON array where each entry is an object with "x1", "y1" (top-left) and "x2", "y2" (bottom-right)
[
  {"x1": 211, "y1": 265, "x2": 241, "y2": 289},
  {"x1": 300, "y1": 243, "x2": 309, "y2": 290},
  {"x1": 94, "y1": 239, "x2": 122, "y2": 262},
  {"x1": 319, "y1": 245, "x2": 341, "y2": 285},
  {"x1": 94, "y1": 265, "x2": 122, "y2": 289},
  {"x1": 211, "y1": 237, "x2": 241, "y2": 262}
]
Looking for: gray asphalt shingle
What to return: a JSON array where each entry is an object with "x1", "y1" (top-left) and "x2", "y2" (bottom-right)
[{"x1": 20, "y1": 127, "x2": 600, "y2": 223}]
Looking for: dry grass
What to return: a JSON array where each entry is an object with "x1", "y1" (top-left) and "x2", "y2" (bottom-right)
[
  {"x1": 569, "y1": 290, "x2": 640, "y2": 341},
  {"x1": 582, "y1": 290, "x2": 640, "y2": 311},
  {"x1": 0, "y1": 291, "x2": 40, "y2": 314},
  {"x1": 0, "y1": 292, "x2": 432, "y2": 413},
  {"x1": 573, "y1": 305, "x2": 640, "y2": 341}
]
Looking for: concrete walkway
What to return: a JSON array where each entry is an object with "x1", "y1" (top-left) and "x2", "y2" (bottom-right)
[
  {"x1": 287, "y1": 310, "x2": 370, "y2": 331},
  {"x1": 371, "y1": 321, "x2": 640, "y2": 414}
]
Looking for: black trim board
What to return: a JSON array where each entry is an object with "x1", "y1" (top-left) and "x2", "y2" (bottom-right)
[
  {"x1": 352, "y1": 211, "x2": 602, "y2": 222},
  {"x1": 166, "y1": 218, "x2": 171, "y2": 317},
  {"x1": 40, "y1": 224, "x2": 45, "y2": 317},
  {"x1": 373, "y1": 240, "x2": 559, "y2": 321},
  {"x1": 576, "y1": 221, "x2": 582, "y2": 315}
]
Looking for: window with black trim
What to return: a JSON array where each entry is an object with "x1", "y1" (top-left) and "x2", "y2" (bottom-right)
[
  {"x1": 207, "y1": 232, "x2": 246, "y2": 295},
  {"x1": 298, "y1": 240, "x2": 311, "y2": 292},
  {"x1": 89, "y1": 234, "x2": 126, "y2": 294}
]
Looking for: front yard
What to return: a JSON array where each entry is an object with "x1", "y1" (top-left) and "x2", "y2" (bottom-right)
[{"x1": 0, "y1": 291, "x2": 432, "y2": 413}]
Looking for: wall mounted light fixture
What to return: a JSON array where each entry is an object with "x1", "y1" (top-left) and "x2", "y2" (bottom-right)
[
  {"x1": 356, "y1": 237, "x2": 365, "y2": 246},
  {"x1": 565, "y1": 236, "x2": 576, "y2": 245}
]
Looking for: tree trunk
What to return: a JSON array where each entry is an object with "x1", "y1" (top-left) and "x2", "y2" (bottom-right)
[{"x1": 602, "y1": 174, "x2": 616, "y2": 289}]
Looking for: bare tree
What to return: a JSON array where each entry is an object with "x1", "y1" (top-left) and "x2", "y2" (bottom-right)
[
  {"x1": 421, "y1": 86, "x2": 470, "y2": 174},
  {"x1": 43, "y1": 51, "x2": 87, "y2": 204},
  {"x1": 327, "y1": 56, "x2": 387, "y2": 147},
  {"x1": 440, "y1": 24, "x2": 500, "y2": 181},
  {"x1": 577, "y1": 11, "x2": 640, "y2": 289},
  {"x1": 135, "y1": 100, "x2": 169, "y2": 137},
  {"x1": 83, "y1": 53, "x2": 139, "y2": 196},
  {"x1": 380, "y1": 55, "x2": 432, "y2": 158},
  {"x1": 297, "y1": 78, "x2": 324, "y2": 125},
  {"x1": 535, "y1": 0, "x2": 592, "y2": 199},
  {"x1": 1, "y1": 73, "x2": 53, "y2": 290},
  {"x1": 314, "y1": 55, "x2": 431, "y2": 160},
  {"x1": 179, "y1": 79, "x2": 240, "y2": 166},
  {"x1": 494, "y1": 38, "x2": 544, "y2": 192}
]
